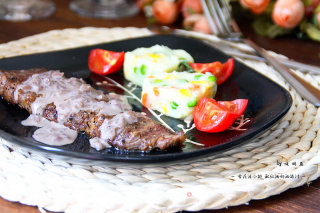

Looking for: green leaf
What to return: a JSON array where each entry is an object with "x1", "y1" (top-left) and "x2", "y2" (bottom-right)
[
  {"x1": 312, "y1": 14, "x2": 318, "y2": 27},
  {"x1": 300, "y1": 21, "x2": 320, "y2": 42},
  {"x1": 266, "y1": 25, "x2": 292, "y2": 38},
  {"x1": 301, "y1": 0, "x2": 313, "y2": 6},
  {"x1": 134, "y1": 67, "x2": 138, "y2": 74},
  {"x1": 147, "y1": 17, "x2": 157, "y2": 25},
  {"x1": 253, "y1": 16, "x2": 291, "y2": 38},
  {"x1": 252, "y1": 16, "x2": 274, "y2": 36},
  {"x1": 177, "y1": 61, "x2": 195, "y2": 73},
  {"x1": 265, "y1": 2, "x2": 275, "y2": 15}
]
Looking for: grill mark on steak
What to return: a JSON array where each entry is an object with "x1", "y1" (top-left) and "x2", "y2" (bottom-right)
[{"x1": 0, "y1": 68, "x2": 185, "y2": 151}]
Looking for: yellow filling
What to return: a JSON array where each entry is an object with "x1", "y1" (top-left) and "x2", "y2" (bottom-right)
[
  {"x1": 162, "y1": 105, "x2": 168, "y2": 114},
  {"x1": 179, "y1": 89, "x2": 192, "y2": 97},
  {"x1": 147, "y1": 53, "x2": 162, "y2": 62},
  {"x1": 190, "y1": 80, "x2": 209, "y2": 85}
]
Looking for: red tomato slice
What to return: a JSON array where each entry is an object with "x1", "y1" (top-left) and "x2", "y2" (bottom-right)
[
  {"x1": 218, "y1": 99, "x2": 248, "y2": 119},
  {"x1": 189, "y1": 58, "x2": 234, "y2": 85},
  {"x1": 88, "y1": 49, "x2": 125, "y2": 75},
  {"x1": 190, "y1": 61, "x2": 224, "y2": 76},
  {"x1": 193, "y1": 98, "x2": 248, "y2": 133}
]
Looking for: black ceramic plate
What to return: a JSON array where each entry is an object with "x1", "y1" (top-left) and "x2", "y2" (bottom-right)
[{"x1": 0, "y1": 35, "x2": 292, "y2": 164}]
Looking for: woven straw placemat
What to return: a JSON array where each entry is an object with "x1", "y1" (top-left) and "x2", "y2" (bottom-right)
[{"x1": 0, "y1": 27, "x2": 319, "y2": 213}]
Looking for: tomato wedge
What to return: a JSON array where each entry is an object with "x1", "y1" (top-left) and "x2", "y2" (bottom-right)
[
  {"x1": 193, "y1": 98, "x2": 248, "y2": 133},
  {"x1": 189, "y1": 58, "x2": 234, "y2": 85},
  {"x1": 218, "y1": 99, "x2": 248, "y2": 119},
  {"x1": 88, "y1": 49, "x2": 125, "y2": 75}
]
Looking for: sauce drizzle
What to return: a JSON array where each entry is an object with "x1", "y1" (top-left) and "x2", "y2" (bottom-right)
[
  {"x1": 17, "y1": 71, "x2": 134, "y2": 148},
  {"x1": 22, "y1": 114, "x2": 77, "y2": 146}
]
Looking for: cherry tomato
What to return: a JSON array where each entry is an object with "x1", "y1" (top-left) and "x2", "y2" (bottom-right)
[
  {"x1": 240, "y1": 0, "x2": 270, "y2": 14},
  {"x1": 218, "y1": 99, "x2": 249, "y2": 118},
  {"x1": 193, "y1": 98, "x2": 248, "y2": 133},
  {"x1": 88, "y1": 49, "x2": 125, "y2": 75},
  {"x1": 189, "y1": 58, "x2": 234, "y2": 85},
  {"x1": 272, "y1": 0, "x2": 304, "y2": 29},
  {"x1": 193, "y1": 98, "x2": 236, "y2": 132},
  {"x1": 152, "y1": 0, "x2": 178, "y2": 25},
  {"x1": 193, "y1": 15, "x2": 212, "y2": 34}
]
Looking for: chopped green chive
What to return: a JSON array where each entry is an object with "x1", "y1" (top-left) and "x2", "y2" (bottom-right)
[
  {"x1": 140, "y1": 64, "x2": 147, "y2": 75},
  {"x1": 134, "y1": 67, "x2": 138, "y2": 74},
  {"x1": 170, "y1": 101, "x2": 179, "y2": 109},
  {"x1": 187, "y1": 98, "x2": 197, "y2": 107},
  {"x1": 177, "y1": 61, "x2": 195, "y2": 73},
  {"x1": 162, "y1": 84, "x2": 168, "y2": 87},
  {"x1": 194, "y1": 75, "x2": 202, "y2": 80},
  {"x1": 208, "y1": 76, "x2": 216, "y2": 82},
  {"x1": 152, "y1": 79, "x2": 163, "y2": 84}
]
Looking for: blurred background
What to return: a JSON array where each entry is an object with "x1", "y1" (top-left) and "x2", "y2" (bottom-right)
[{"x1": 0, "y1": 0, "x2": 319, "y2": 65}]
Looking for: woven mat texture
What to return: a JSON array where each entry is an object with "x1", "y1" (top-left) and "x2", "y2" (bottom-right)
[{"x1": 0, "y1": 27, "x2": 319, "y2": 213}]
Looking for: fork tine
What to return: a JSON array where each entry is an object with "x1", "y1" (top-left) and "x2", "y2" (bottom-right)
[
  {"x1": 215, "y1": 0, "x2": 243, "y2": 40},
  {"x1": 201, "y1": 0, "x2": 220, "y2": 35},
  {"x1": 212, "y1": 0, "x2": 231, "y2": 35},
  {"x1": 219, "y1": 0, "x2": 242, "y2": 33},
  {"x1": 207, "y1": 0, "x2": 226, "y2": 35},
  {"x1": 219, "y1": 0, "x2": 233, "y2": 31}
]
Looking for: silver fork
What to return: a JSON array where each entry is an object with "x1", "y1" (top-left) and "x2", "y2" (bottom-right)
[{"x1": 201, "y1": 0, "x2": 320, "y2": 107}]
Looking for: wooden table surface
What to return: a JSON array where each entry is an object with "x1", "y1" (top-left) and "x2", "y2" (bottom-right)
[{"x1": 0, "y1": 1, "x2": 319, "y2": 212}]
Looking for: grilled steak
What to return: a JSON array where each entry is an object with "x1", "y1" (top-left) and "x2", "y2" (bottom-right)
[{"x1": 0, "y1": 69, "x2": 185, "y2": 151}]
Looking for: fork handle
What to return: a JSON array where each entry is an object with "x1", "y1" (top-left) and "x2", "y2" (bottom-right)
[{"x1": 244, "y1": 39, "x2": 320, "y2": 107}]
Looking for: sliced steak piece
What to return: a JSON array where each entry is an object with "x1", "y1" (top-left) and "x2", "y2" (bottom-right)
[
  {"x1": 0, "y1": 68, "x2": 45, "y2": 111},
  {"x1": 112, "y1": 114, "x2": 185, "y2": 150},
  {"x1": 0, "y1": 69, "x2": 185, "y2": 151}
]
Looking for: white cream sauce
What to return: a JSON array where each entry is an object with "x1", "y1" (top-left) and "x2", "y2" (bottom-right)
[
  {"x1": 22, "y1": 114, "x2": 77, "y2": 146},
  {"x1": 17, "y1": 71, "x2": 136, "y2": 148},
  {"x1": 21, "y1": 114, "x2": 49, "y2": 127},
  {"x1": 90, "y1": 111, "x2": 138, "y2": 150},
  {"x1": 15, "y1": 71, "x2": 131, "y2": 123},
  {"x1": 33, "y1": 122, "x2": 78, "y2": 146}
]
